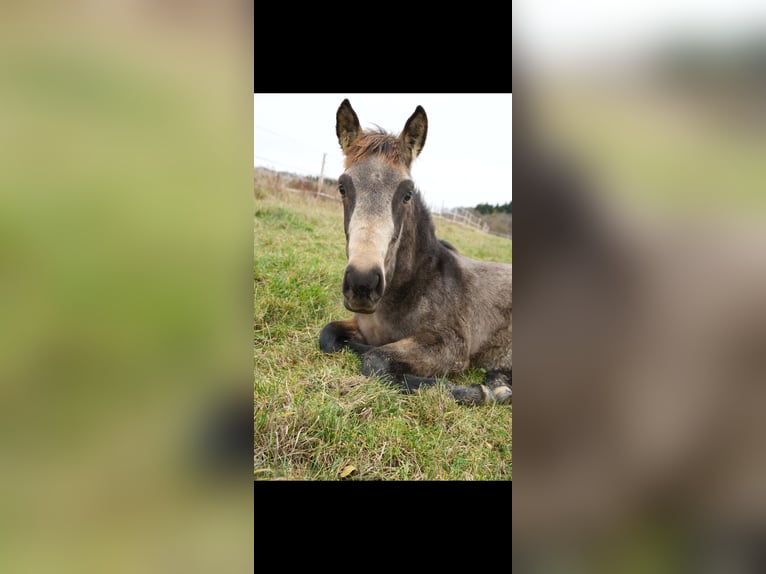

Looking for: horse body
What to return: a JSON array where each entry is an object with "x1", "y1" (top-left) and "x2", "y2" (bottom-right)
[
  {"x1": 354, "y1": 232, "x2": 512, "y2": 375},
  {"x1": 319, "y1": 99, "x2": 512, "y2": 405}
]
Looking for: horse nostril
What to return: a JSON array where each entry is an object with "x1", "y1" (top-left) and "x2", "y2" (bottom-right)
[{"x1": 372, "y1": 270, "x2": 383, "y2": 297}]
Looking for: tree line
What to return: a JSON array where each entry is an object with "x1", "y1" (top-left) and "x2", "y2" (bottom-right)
[{"x1": 475, "y1": 201, "x2": 512, "y2": 215}]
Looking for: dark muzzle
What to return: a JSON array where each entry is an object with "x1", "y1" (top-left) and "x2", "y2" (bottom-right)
[{"x1": 342, "y1": 265, "x2": 384, "y2": 313}]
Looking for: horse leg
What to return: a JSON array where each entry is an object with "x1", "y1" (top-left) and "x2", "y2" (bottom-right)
[
  {"x1": 359, "y1": 336, "x2": 510, "y2": 406},
  {"x1": 319, "y1": 318, "x2": 365, "y2": 353},
  {"x1": 399, "y1": 374, "x2": 509, "y2": 406},
  {"x1": 397, "y1": 372, "x2": 511, "y2": 405}
]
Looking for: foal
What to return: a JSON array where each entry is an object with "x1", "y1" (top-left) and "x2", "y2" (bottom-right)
[{"x1": 319, "y1": 99, "x2": 512, "y2": 406}]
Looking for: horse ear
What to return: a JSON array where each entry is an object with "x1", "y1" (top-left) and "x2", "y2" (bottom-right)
[
  {"x1": 400, "y1": 105, "x2": 428, "y2": 166},
  {"x1": 336, "y1": 99, "x2": 361, "y2": 154}
]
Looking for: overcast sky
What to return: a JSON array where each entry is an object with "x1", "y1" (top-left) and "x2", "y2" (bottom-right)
[{"x1": 253, "y1": 94, "x2": 512, "y2": 210}]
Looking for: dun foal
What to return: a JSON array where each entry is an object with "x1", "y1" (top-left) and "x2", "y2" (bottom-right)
[{"x1": 319, "y1": 99, "x2": 512, "y2": 405}]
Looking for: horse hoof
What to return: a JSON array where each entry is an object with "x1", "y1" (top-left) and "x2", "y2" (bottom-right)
[
  {"x1": 360, "y1": 352, "x2": 389, "y2": 378},
  {"x1": 318, "y1": 324, "x2": 343, "y2": 353},
  {"x1": 492, "y1": 386, "x2": 512, "y2": 404}
]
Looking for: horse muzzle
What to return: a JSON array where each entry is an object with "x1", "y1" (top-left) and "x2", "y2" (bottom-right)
[{"x1": 342, "y1": 264, "x2": 384, "y2": 313}]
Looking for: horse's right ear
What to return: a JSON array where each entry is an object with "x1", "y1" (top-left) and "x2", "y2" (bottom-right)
[{"x1": 336, "y1": 99, "x2": 361, "y2": 154}]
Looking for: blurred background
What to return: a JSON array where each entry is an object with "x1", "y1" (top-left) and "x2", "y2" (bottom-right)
[
  {"x1": 515, "y1": 0, "x2": 766, "y2": 216},
  {"x1": 0, "y1": 1, "x2": 253, "y2": 572},
  {"x1": 513, "y1": 1, "x2": 766, "y2": 572}
]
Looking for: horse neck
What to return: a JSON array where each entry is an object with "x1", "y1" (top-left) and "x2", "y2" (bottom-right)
[{"x1": 389, "y1": 197, "x2": 441, "y2": 289}]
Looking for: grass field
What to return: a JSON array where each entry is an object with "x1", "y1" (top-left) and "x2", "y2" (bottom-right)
[{"x1": 254, "y1": 187, "x2": 512, "y2": 480}]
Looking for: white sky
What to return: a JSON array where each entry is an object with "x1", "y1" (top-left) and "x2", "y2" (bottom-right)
[{"x1": 253, "y1": 94, "x2": 511, "y2": 210}]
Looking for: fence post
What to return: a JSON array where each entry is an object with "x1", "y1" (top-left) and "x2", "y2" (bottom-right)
[{"x1": 317, "y1": 153, "x2": 326, "y2": 196}]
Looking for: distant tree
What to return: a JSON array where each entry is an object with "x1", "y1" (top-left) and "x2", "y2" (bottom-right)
[
  {"x1": 475, "y1": 201, "x2": 512, "y2": 215},
  {"x1": 475, "y1": 203, "x2": 493, "y2": 215}
]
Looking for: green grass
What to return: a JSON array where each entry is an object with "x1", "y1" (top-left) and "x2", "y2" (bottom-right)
[
  {"x1": 433, "y1": 219, "x2": 513, "y2": 262},
  {"x1": 254, "y1": 191, "x2": 512, "y2": 480}
]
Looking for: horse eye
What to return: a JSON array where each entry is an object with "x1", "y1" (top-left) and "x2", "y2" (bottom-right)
[
  {"x1": 403, "y1": 191, "x2": 413, "y2": 203},
  {"x1": 338, "y1": 184, "x2": 346, "y2": 197}
]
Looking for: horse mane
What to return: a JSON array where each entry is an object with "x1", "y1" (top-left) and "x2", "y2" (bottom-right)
[
  {"x1": 344, "y1": 127, "x2": 408, "y2": 169},
  {"x1": 410, "y1": 188, "x2": 458, "y2": 260},
  {"x1": 439, "y1": 238, "x2": 458, "y2": 253}
]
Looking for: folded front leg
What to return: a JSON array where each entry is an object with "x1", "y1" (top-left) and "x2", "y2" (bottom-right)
[
  {"x1": 359, "y1": 335, "x2": 468, "y2": 380},
  {"x1": 319, "y1": 318, "x2": 370, "y2": 354},
  {"x1": 357, "y1": 336, "x2": 506, "y2": 406}
]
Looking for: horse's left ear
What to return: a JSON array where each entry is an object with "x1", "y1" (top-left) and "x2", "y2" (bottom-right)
[{"x1": 400, "y1": 105, "x2": 427, "y2": 166}]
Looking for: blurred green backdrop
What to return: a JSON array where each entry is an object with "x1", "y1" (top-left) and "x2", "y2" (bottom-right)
[{"x1": 0, "y1": 4, "x2": 253, "y2": 572}]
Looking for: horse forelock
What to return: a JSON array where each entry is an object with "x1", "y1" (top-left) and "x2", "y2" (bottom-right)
[{"x1": 344, "y1": 128, "x2": 409, "y2": 170}]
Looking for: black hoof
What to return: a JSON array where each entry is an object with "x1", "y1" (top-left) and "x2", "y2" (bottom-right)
[{"x1": 319, "y1": 323, "x2": 346, "y2": 353}]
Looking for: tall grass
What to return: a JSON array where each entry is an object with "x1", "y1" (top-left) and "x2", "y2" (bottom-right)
[{"x1": 254, "y1": 189, "x2": 512, "y2": 480}]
